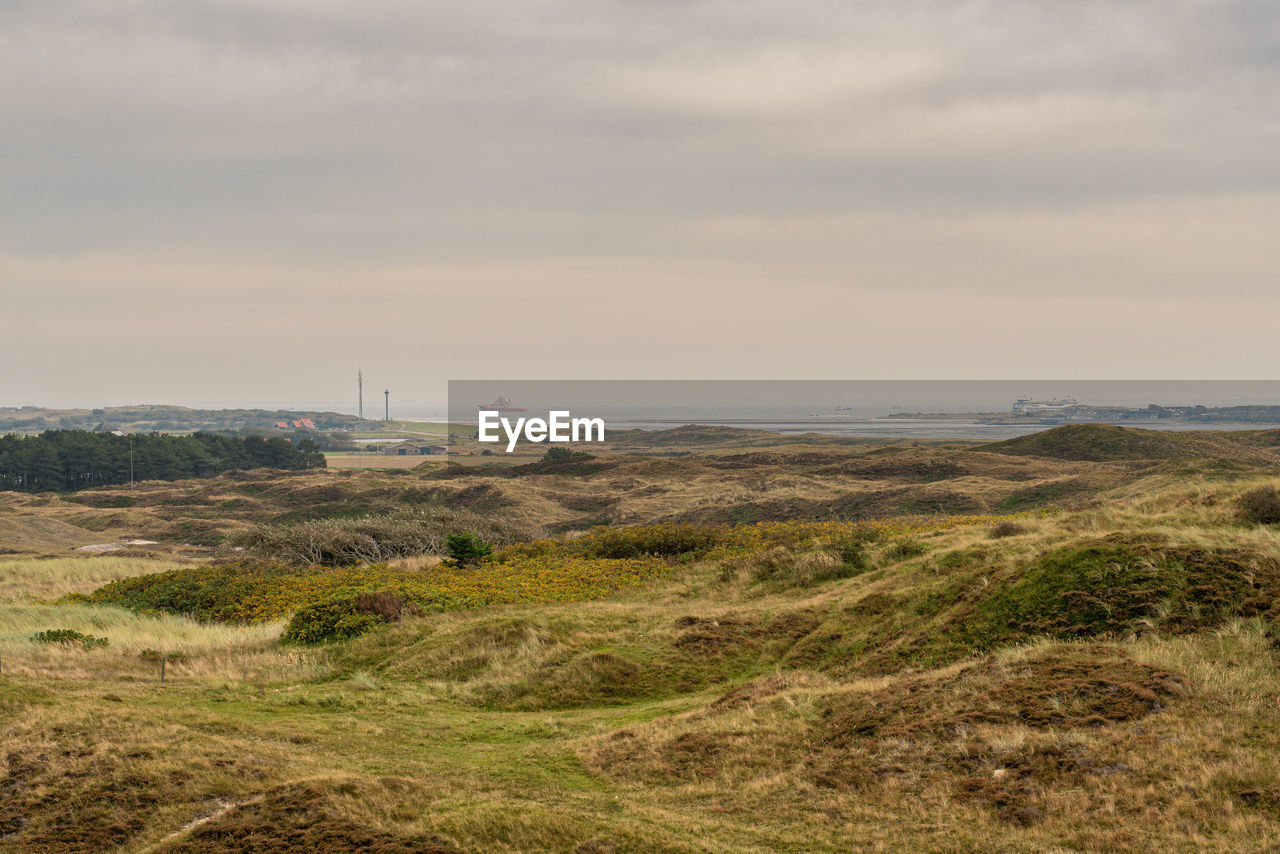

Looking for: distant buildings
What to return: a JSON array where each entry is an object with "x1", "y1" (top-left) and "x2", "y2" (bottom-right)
[
  {"x1": 381, "y1": 441, "x2": 446, "y2": 456},
  {"x1": 1007, "y1": 400, "x2": 1216, "y2": 423}
]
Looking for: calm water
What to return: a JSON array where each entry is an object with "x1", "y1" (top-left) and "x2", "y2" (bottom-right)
[{"x1": 604, "y1": 418, "x2": 1280, "y2": 441}]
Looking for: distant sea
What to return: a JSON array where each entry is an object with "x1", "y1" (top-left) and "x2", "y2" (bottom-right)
[{"x1": 200, "y1": 381, "x2": 1280, "y2": 441}]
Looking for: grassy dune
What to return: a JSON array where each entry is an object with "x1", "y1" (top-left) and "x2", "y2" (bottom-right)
[
  {"x1": 0, "y1": 514, "x2": 104, "y2": 552},
  {"x1": 0, "y1": 603, "x2": 292, "y2": 681},
  {"x1": 0, "y1": 555, "x2": 302, "y2": 682},
  {"x1": 0, "y1": 555, "x2": 192, "y2": 601},
  {"x1": 2, "y1": 429, "x2": 1280, "y2": 851},
  {"x1": 0, "y1": 423, "x2": 1214, "y2": 556}
]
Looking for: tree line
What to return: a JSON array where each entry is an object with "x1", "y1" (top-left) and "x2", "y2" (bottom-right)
[{"x1": 0, "y1": 430, "x2": 326, "y2": 492}]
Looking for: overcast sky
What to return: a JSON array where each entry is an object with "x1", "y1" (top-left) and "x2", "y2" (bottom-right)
[{"x1": 3, "y1": 1, "x2": 1279, "y2": 408}]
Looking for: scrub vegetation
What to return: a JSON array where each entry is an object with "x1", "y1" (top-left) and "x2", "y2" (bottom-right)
[{"x1": 3, "y1": 425, "x2": 1280, "y2": 851}]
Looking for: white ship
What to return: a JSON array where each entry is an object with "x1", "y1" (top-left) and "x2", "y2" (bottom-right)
[{"x1": 1011, "y1": 396, "x2": 1080, "y2": 415}]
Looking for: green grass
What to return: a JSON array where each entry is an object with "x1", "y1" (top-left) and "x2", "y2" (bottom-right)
[{"x1": 4, "y1": 444, "x2": 1280, "y2": 851}]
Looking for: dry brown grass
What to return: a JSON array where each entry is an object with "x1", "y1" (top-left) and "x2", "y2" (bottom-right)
[
  {"x1": 4, "y1": 432, "x2": 1280, "y2": 851},
  {"x1": 324, "y1": 453, "x2": 439, "y2": 470},
  {"x1": 0, "y1": 513, "x2": 104, "y2": 552},
  {"x1": 0, "y1": 555, "x2": 191, "y2": 601},
  {"x1": 0, "y1": 431, "x2": 1145, "y2": 557},
  {"x1": 0, "y1": 603, "x2": 303, "y2": 681}
]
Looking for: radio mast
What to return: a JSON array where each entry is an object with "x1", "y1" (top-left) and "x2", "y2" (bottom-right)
[{"x1": 358, "y1": 369, "x2": 364, "y2": 420}]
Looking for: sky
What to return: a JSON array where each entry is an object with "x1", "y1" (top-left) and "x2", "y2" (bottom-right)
[{"x1": 3, "y1": 0, "x2": 1279, "y2": 409}]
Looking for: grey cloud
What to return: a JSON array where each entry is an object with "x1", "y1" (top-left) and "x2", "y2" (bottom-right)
[{"x1": 2, "y1": 1, "x2": 1279, "y2": 401}]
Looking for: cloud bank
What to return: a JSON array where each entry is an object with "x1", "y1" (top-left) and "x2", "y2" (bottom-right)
[{"x1": 3, "y1": 1, "x2": 1278, "y2": 403}]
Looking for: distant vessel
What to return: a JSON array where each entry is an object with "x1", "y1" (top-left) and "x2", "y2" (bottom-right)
[
  {"x1": 835, "y1": 405, "x2": 853, "y2": 411},
  {"x1": 1012, "y1": 396, "x2": 1080, "y2": 415},
  {"x1": 479, "y1": 396, "x2": 528, "y2": 413}
]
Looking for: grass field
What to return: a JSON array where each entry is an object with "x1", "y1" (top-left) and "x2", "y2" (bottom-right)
[
  {"x1": 348, "y1": 419, "x2": 452, "y2": 439},
  {"x1": 0, "y1": 555, "x2": 192, "y2": 601},
  {"x1": 324, "y1": 452, "x2": 444, "y2": 469},
  {"x1": 3, "y1": 425, "x2": 1280, "y2": 851}
]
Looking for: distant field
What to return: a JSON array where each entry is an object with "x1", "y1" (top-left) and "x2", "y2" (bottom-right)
[
  {"x1": 348, "y1": 419, "x2": 451, "y2": 439},
  {"x1": 324, "y1": 452, "x2": 440, "y2": 469}
]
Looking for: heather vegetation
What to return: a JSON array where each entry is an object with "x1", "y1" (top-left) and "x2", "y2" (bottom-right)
[
  {"x1": 231, "y1": 506, "x2": 538, "y2": 565},
  {"x1": 30, "y1": 627, "x2": 108, "y2": 649},
  {"x1": 1238, "y1": 484, "x2": 1280, "y2": 525},
  {"x1": 81, "y1": 552, "x2": 674, "y2": 625},
  {"x1": 3, "y1": 426, "x2": 1280, "y2": 851}
]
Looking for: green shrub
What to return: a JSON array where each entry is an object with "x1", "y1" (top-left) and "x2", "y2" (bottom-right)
[
  {"x1": 81, "y1": 555, "x2": 665, "y2": 625},
  {"x1": 575, "y1": 524, "x2": 722, "y2": 559},
  {"x1": 830, "y1": 536, "x2": 869, "y2": 569},
  {"x1": 231, "y1": 507, "x2": 539, "y2": 566},
  {"x1": 282, "y1": 592, "x2": 408, "y2": 644},
  {"x1": 959, "y1": 539, "x2": 1280, "y2": 650},
  {"x1": 83, "y1": 561, "x2": 299, "y2": 623},
  {"x1": 1238, "y1": 486, "x2": 1280, "y2": 525},
  {"x1": 445, "y1": 533, "x2": 493, "y2": 566},
  {"x1": 745, "y1": 547, "x2": 863, "y2": 588},
  {"x1": 31, "y1": 628, "x2": 108, "y2": 649},
  {"x1": 541, "y1": 446, "x2": 591, "y2": 463},
  {"x1": 989, "y1": 521, "x2": 1027, "y2": 539},
  {"x1": 884, "y1": 538, "x2": 929, "y2": 561}
]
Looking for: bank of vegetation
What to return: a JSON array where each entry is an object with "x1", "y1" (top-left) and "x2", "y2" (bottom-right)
[{"x1": 0, "y1": 430, "x2": 325, "y2": 492}]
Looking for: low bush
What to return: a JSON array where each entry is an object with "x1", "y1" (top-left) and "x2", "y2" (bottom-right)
[
  {"x1": 231, "y1": 506, "x2": 540, "y2": 566},
  {"x1": 829, "y1": 535, "x2": 869, "y2": 568},
  {"x1": 83, "y1": 555, "x2": 672, "y2": 625},
  {"x1": 541, "y1": 446, "x2": 592, "y2": 463},
  {"x1": 989, "y1": 521, "x2": 1027, "y2": 539},
  {"x1": 501, "y1": 524, "x2": 724, "y2": 561},
  {"x1": 353, "y1": 591, "x2": 407, "y2": 622},
  {"x1": 1238, "y1": 486, "x2": 1280, "y2": 525},
  {"x1": 958, "y1": 537, "x2": 1280, "y2": 649},
  {"x1": 31, "y1": 628, "x2": 108, "y2": 649},
  {"x1": 883, "y1": 538, "x2": 929, "y2": 561},
  {"x1": 578, "y1": 524, "x2": 723, "y2": 559},
  {"x1": 742, "y1": 546, "x2": 864, "y2": 588},
  {"x1": 282, "y1": 593, "x2": 406, "y2": 644},
  {"x1": 501, "y1": 518, "x2": 1023, "y2": 564}
]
